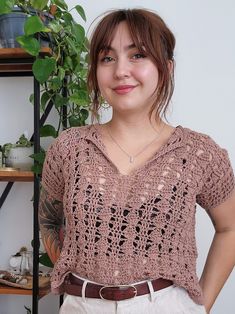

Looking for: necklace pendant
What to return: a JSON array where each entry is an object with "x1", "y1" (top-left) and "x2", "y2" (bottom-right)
[{"x1": 130, "y1": 156, "x2": 134, "y2": 163}]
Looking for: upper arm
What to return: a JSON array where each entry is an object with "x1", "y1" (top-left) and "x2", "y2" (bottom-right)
[
  {"x1": 207, "y1": 188, "x2": 235, "y2": 232},
  {"x1": 41, "y1": 135, "x2": 65, "y2": 202},
  {"x1": 39, "y1": 186, "x2": 64, "y2": 226},
  {"x1": 196, "y1": 135, "x2": 235, "y2": 213},
  {"x1": 39, "y1": 186, "x2": 64, "y2": 263}
]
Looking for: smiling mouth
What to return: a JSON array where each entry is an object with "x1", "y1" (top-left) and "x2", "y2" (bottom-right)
[{"x1": 113, "y1": 85, "x2": 136, "y2": 95}]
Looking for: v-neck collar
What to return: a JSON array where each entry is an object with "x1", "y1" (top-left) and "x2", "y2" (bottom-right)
[{"x1": 84, "y1": 124, "x2": 186, "y2": 177}]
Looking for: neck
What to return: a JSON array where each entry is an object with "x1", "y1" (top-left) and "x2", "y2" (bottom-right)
[{"x1": 105, "y1": 114, "x2": 166, "y2": 140}]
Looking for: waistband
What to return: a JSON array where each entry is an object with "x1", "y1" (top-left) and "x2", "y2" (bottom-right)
[{"x1": 64, "y1": 274, "x2": 173, "y2": 301}]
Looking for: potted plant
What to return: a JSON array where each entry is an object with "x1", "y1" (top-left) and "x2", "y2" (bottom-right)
[
  {"x1": 0, "y1": 0, "x2": 90, "y2": 174},
  {"x1": 0, "y1": 1, "x2": 53, "y2": 48},
  {"x1": 2, "y1": 133, "x2": 34, "y2": 171}
]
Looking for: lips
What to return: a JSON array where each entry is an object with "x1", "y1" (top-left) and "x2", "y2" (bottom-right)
[{"x1": 113, "y1": 85, "x2": 136, "y2": 95}]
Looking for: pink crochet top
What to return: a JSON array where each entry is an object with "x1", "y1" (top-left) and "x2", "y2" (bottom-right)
[{"x1": 41, "y1": 124, "x2": 235, "y2": 304}]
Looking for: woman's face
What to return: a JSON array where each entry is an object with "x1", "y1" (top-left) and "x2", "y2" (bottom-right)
[{"x1": 96, "y1": 21, "x2": 159, "y2": 116}]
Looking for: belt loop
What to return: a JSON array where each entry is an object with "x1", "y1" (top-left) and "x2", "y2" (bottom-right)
[
  {"x1": 82, "y1": 280, "x2": 88, "y2": 303},
  {"x1": 147, "y1": 280, "x2": 155, "y2": 302}
]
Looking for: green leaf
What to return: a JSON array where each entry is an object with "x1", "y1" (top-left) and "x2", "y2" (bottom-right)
[
  {"x1": 54, "y1": 0, "x2": 68, "y2": 10},
  {"x1": 40, "y1": 91, "x2": 51, "y2": 111},
  {"x1": 16, "y1": 35, "x2": 40, "y2": 56},
  {"x1": 40, "y1": 124, "x2": 57, "y2": 138},
  {"x1": 69, "y1": 115, "x2": 83, "y2": 127},
  {"x1": 31, "y1": 0, "x2": 49, "y2": 11},
  {"x1": 62, "y1": 12, "x2": 73, "y2": 24},
  {"x1": 71, "y1": 24, "x2": 85, "y2": 44},
  {"x1": 30, "y1": 151, "x2": 46, "y2": 164},
  {"x1": 29, "y1": 93, "x2": 34, "y2": 104},
  {"x1": 24, "y1": 16, "x2": 50, "y2": 36},
  {"x1": 16, "y1": 134, "x2": 32, "y2": 146},
  {"x1": 39, "y1": 252, "x2": 54, "y2": 267},
  {"x1": 80, "y1": 108, "x2": 89, "y2": 120},
  {"x1": 70, "y1": 90, "x2": 89, "y2": 106},
  {"x1": 64, "y1": 56, "x2": 73, "y2": 70},
  {"x1": 55, "y1": 94, "x2": 68, "y2": 108},
  {"x1": 79, "y1": 68, "x2": 88, "y2": 79},
  {"x1": 73, "y1": 54, "x2": 80, "y2": 66},
  {"x1": 84, "y1": 37, "x2": 89, "y2": 52},
  {"x1": 32, "y1": 57, "x2": 56, "y2": 83},
  {"x1": 31, "y1": 163, "x2": 42, "y2": 176},
  {"x1": 48, "y1": 20, "x2": 63, "y2": 33},
  {"x1": 74, "y1": 5, "x2": 86, "y2": 22},
  {"x1": 66, "y1": 37, "x2": 77, "y2": 55},
  {"x1": 31, "y1": 239, "x2": 34, "y2": 248},
  {"x1": 0, "y1": 0, "x2": 14, "y2": 14},
  {"x1": 58, "y1": 66, "x2": 65, "y2": 80},
  {"x1": 49, "y1": 77, "x2": 62, "y2": 90},
  {"x1": 67, "y1": 81, "x2": 79, "y2": 90}
]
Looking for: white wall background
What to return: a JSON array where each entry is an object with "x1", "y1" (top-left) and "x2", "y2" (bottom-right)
[{"x1": 0, "y1": 0, "x2": 234, "y2": 313}]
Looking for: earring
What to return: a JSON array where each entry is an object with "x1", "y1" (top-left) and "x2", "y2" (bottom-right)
[{"x1": 101, "y1": 100, "x2": 110, "y2": 109}]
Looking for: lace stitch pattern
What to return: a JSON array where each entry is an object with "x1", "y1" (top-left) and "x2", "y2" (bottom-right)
[{"x1": 41, "y1": 125, "x2": 235, "y2": 304}]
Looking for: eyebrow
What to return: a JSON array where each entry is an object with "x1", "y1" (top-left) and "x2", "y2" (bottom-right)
[{"x1": 100, "y1": 43, "x2": 137, "y2": 52}]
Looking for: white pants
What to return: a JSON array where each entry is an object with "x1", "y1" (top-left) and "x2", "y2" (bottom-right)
[{"x1": 59, "y1": 276, "x2": 207, "y2": 314}]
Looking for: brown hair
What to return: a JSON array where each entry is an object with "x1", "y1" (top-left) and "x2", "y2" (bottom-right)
[{"x1": 87, "y1": 8, "x2": 176, "y2": 122}]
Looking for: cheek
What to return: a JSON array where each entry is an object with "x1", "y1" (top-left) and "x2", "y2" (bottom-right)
[
  {"x1": 135, "y1": 65, "x2": 159, "y2": 85},
  {"x1": 96, "y1": 70, "x2": 104, "y2": 92},
  {"x1": 97, "y1": 67, "x2": 109, "y2": 92},
  {"x1": 148, "y1": 68, "x2": 159, "y2": 91}
]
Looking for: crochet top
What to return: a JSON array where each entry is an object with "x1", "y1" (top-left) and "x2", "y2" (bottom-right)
[{"x1": 41, "y1": 124, "x2": 235, "y2": 304}]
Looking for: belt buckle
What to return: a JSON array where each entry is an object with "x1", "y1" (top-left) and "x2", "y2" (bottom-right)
[{"x1": 99, "y1": 284, "x2": 137, "y2": 301}]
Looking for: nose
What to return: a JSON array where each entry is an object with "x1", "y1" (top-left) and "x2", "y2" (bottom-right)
[{"x1": 113, "y1": 58, "x2": 130, "y2": 79}]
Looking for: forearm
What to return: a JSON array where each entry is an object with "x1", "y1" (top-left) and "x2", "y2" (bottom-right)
[
  {"x1": 199, "y1": 230, "x2": 235, "y2": 312},
  {"x1": 38, "y1": 186, "x2": 64, "y2": 264}
]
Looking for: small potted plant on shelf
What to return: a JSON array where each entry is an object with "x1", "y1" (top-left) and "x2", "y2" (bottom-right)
[
  {"x1": 0, "y1": 0, "x2": 53, "y2": 48},
  {"x1": 0, "y1": 0, "x2": 90, "y2": 174},
  {"x1": 2, "y1": 132, "x2": 34, "y2": 171}
]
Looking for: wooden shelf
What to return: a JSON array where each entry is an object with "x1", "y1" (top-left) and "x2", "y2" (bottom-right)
[
  {"x1": 0, "y1": 283, "x2": 51, "y2": 298},
  {"x1": 0, "y1": 170, "x2": 34, "y2": 182},
  {"x1": 0, "y1": 47, "x2": 52, "y2": 74},
  {"x1": 0, "y1": 47, "x2": 52, "y2": 59}
]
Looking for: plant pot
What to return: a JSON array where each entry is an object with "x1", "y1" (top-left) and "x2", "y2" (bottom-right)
[
  {"x1": 0, "y1": 11, "x2": 27, "y2": 48},
  {"x1": 6, "y1": 146, "x2": 34, "y2": 171},
  {"x1": 0, "y1": 7, "x2": 52, "y2": 48},
  {"x1": 9, "y1": 251, "x2": 33, "y2": 275}
]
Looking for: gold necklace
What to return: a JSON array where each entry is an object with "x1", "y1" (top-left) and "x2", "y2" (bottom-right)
[{"x1": 106, "y1": 124, "x2": 166, "y2": 163}]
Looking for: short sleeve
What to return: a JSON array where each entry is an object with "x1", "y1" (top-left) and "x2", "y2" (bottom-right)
[
  {"x1": 196, "y1": 136, "x2": 235, "y2": 211},
  {"x1": 41, "y1": 136, "x2": 65, "y2": 201}
]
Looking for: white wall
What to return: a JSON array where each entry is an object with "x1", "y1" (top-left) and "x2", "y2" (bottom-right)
[{"x1": 0, "y1": 0, "x2": 234, "y2": 313}]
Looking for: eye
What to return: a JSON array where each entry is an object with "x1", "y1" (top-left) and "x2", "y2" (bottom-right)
[
  {"x1": 132, "y1": 53, "x2": 146, "y2": 60},
  {"x1": 100, "y1": 56, "x2": 114, "y2": 63}
]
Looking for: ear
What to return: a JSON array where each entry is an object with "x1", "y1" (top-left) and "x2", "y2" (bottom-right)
[{"x1": 167, "y1": 60, "x2": 174, "y2": 75}]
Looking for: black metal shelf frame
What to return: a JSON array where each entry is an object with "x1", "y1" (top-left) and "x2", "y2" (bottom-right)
[{"x1": 0, "y1": 58, "x2": 53, "y2": 314}]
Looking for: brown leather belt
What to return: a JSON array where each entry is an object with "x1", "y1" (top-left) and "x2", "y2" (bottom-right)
[{"x1": 64, "y1": 274, "x2": 173, "y2": 301}]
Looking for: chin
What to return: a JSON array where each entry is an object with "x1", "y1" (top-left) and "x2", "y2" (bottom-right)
[{"x1": 113, "y1": 104, "x2": 145, "y2": 113}]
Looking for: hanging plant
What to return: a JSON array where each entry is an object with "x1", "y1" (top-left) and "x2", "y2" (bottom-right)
[{"x1": 0, "y1": 0, "x2": 90, "y2": 174}]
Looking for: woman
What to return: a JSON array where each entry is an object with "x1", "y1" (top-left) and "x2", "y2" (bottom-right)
[{"x1": 39, "y1": 9, "x2": 235, "y2": 314}]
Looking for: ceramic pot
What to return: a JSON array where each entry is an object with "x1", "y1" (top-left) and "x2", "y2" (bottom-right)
[
  {"x1": 9, "y1": 251, "x2": 33, "y2": 275},
  {"x1": 6, "y1": 146, "x2": 34, "y2": 171},
  {"x1": 0, "y1": 7, "x2": 53, "y2": 48},
  {"x1": 0, "y1": 10, "x2": 27, "y2": 48}
]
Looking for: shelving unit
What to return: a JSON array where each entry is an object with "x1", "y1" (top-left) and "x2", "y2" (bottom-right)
[
  {"x1": 0, "y1": 170, "x2": 34, "y2": 182},
  {"x1": 0, "y1": 284, "x2": 50, "y2": 298},
  {"x1": 0, "y1": 47, "x2": 51, "y2": 76},
  {"x1": 0, "y1": 48, "x2": 53, "y2": 314}
]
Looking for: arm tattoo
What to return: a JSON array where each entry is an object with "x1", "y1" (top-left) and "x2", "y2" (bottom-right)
[{"x1": 39, "y1": 186, "x2": 64, "y2": 264}]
